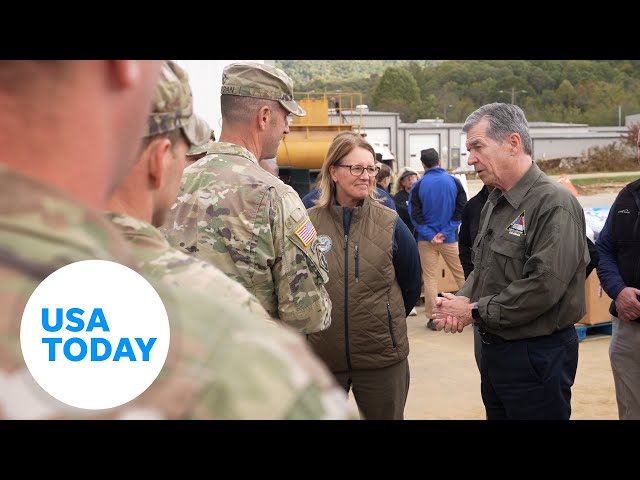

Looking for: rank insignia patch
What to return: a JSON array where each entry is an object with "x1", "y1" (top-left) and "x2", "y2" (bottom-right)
[{"x1": 506, "y1": 211, "x2": 526, "y2": 236}]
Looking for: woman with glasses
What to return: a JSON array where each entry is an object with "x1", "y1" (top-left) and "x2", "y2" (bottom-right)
[{"x1": 306, "y1": 131, "x2": 422, "y2": 420}]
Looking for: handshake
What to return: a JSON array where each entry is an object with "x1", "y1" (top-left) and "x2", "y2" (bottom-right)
[{"x1": 430, "y1": 293, "x2": 475, "y2": 333}]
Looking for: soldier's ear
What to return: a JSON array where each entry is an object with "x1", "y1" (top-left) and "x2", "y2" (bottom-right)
[
  {"x1": 147, "y1": 137, "x2": 171, "y2": 190},
  {"x1": 257, "y1": 105, "x2": 271, "y2": 132}
]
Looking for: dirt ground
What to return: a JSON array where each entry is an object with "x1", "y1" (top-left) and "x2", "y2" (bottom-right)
[{"x1": 575, "y1": 182, "x2": 629, "y2": 196}]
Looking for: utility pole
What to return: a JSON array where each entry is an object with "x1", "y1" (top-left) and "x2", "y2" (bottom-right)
[
  {"x1": 498, "y1": 87, "x2": 527, "y2": 105},
  {"x1": 618, "y1": 105, "x2": 622, "y2": 127},
  {"x1": 443, "y1": 104, "x2": 453, "y2": 122}
]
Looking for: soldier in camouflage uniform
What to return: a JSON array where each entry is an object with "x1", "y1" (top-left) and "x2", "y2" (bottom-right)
[
  {"x1": 105, "y1": 60, "x2": 355, "y2": 419},
  {"x1": 163, "y1": 62, "x2": 332, "y2": 334},
  {"x1": 106, "y1": 60, "x2": 266, "y2": 317},
  {"x1": 0, "y1": 60, "x2": 357, "y2": 419}
]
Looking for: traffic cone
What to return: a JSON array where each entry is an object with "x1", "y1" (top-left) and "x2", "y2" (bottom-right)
[{"x1": 558, "y1": 175, "x2": 579, "y2": 197}]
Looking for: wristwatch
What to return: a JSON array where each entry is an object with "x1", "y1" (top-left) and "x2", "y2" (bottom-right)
[{"x1": 471, "y1": 302, "x2": 481, "y2": 321}]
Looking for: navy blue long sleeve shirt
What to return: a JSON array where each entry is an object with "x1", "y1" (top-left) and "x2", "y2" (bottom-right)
[
  {"x1": 596, "y1": 182, "x2": 640, "y2": 303},
  {"x1": 392, "y1": 216, "x2": 422, "y2": 316}
]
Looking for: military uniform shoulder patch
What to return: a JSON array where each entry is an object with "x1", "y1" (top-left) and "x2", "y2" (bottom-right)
[
  {"x1": 311, "y1": 235, "x2": 331, "y2": 272},
  {"x1": 294, "y1": 218, "x2": 317, "y2": 247},
  {"x1": 506, "y1": 210, "x2": 526, "y2": 236}
]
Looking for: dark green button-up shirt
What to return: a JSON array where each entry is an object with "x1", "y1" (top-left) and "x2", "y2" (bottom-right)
[{"x1": 458, "y1": 162, "x2": 589, "y2": 340}]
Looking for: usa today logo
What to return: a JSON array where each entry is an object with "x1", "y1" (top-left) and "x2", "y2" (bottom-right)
[{"x1": 20, "y1": 260, "x2": 170, "y2": 410}]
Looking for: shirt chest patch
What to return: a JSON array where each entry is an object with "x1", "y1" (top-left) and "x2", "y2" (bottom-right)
[
  {"x1": 315, "y1": 234, "x2": 333, "y2": 253},
  {"x1": 506, "y1": 210, "x2": 526, "y2": 237}
]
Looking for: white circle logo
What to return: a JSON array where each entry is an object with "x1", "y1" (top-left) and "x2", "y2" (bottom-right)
[
  {"x1": 20, "y1": 260, "x2": 170, "y2": 410},
  {"x1": 316, "y1": 235, "x2": 333, "y2": 253}
]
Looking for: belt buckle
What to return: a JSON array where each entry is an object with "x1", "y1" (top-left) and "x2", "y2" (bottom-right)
[
  {"x1": 478, "y1": 327, "x2": 491, "y2": 345},
  {"x1": 478, "y1": 327, "x2": 502, "y2": 345}
]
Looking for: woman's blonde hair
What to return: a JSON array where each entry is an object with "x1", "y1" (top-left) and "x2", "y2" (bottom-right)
[{"x1": 315, "y1": 131, "x2": 379, "y2": 209}]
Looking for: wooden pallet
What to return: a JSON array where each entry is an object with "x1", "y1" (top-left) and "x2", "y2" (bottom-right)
[{"x1": 575, "y1": 321, "x2": 612, "y2": 341}]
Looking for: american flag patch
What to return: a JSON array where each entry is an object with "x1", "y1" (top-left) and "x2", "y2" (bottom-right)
[{"x1": 294, "y1": 218, "x2": 317, "y2": 247}]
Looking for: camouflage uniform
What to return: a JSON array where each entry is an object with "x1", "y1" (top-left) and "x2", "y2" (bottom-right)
[
  {"x1": 163, "y1": 62, "x2": 331, "y2": 334},
  {"x1": 107, "y1": 212, "x2": 266, "y2": 318},
  {"x1": 0, "y1": 167, "x2": 356, "y2": 420},
  {"x1": 187, "y1": 136, "x2": 215, "y2": 158},
  {"x1": 0, "y1": 60, "x2": 357, "y2": 420},
  {"x1": 164, "y1": 143, "x2": 332, "y2": 334}
]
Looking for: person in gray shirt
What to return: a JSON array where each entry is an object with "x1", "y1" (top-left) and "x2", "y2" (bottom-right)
[{"x1": 432, "y1": 103, "x2": 589, "y2": 420}]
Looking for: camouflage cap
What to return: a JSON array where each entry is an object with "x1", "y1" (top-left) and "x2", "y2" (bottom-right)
[
  {"x1": 221, "y1": 62, "x2": 306, "y2": 117},
  {"x1": 187, "y1": 131, "x2": 215, "y2": 157},
  {"x1": 145, "y1": 60, "x2": 211, "y2": 148}
]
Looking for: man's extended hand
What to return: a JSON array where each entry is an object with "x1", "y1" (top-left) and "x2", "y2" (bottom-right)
[{"x1": 432, "y1": 292, "x2": 473, "y2": 333}]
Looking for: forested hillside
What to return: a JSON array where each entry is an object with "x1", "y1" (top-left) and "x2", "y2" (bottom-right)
[
  {"x1": 276, "y1": 60, "x2": 640, "y2": 125},
  {"x1": 276, "y1": 60, "x2": 441, "y2": 84}
]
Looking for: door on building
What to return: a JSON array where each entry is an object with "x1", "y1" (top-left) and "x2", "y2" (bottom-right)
[
  {"x1": 409, "y1": 134, "x2": 440, "y2": 172},
  {"x1": 362, "y1": 128, "x2": 395, "y2": 165},
  {"x1": 450, "y1": 148, "x2": 460, "y2": 169},
  {"x1": 459, "y1": 132, "x2": 470, "y2": 169}
]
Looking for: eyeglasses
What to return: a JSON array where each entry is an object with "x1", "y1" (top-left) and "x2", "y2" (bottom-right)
[{"x1": 334, "y1": 164, "x2": 380, "y2": 176}]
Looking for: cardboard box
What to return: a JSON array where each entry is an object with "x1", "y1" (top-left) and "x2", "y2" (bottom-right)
[
  {"x1": 436, "y1": 255, "x2": 463, "y2": 293},
  {"x1": 578, "y1": 270, "x2": 613, "y2": 325},
  {"x1": 419, "y1": 266, "x2": 613, "y2": 324}
]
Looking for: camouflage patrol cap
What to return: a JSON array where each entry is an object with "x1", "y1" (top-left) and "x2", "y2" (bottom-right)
[
  {"x1": 221, "y1": 62, "x2": 306, "y2": 117},
  {"x1": 187, "y1": 130, "x2": 216, "y2": 157},
  {"x1": 145, "y1": 60, "x2": 211, "y2": 148}
]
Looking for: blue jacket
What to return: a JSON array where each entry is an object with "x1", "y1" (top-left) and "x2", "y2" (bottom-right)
[
  {"x1": 408, "y1": 168, "x2": 467, "y2": 243},
  {"x1": 375, "y1": 186, "x2": 397, "y2": 211},
  {"x1": 302, "y1": 189, "x2": 320, "y2": 209}
]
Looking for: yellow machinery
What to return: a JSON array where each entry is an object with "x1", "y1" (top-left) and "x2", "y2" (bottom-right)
[{"x1": 277, "y1": 92, "x2": 363, "y2": 196}]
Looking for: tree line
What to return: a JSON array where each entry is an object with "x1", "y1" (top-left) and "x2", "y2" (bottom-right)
[{"x1": 277, "y1": 60, "x2": 640, "y2": 125}]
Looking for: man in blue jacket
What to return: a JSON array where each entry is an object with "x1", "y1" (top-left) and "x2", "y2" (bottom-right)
[
  {"x1": 409, "y1": 148, "x2": 467, "y2": 329},
  {"x1": 596, "y1": 134, "x2": 640, "y2": 420}
]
